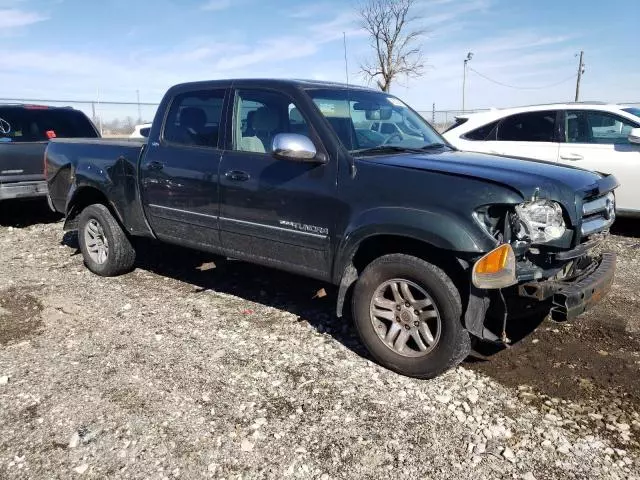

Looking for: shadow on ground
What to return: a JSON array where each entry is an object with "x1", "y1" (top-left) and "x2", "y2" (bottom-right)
[
  {"x1": 0, "y1": 198, "x2": 62, "y2": 228},
  {"x1": 62, "y1": 234, "x2": 369, "y2": 359},
  {"x1": 59, "y1": 220, "x2": 639, "y2": 405},
  {"x1": 611, "y1": 217, "x2": 640, "y2": 238}
]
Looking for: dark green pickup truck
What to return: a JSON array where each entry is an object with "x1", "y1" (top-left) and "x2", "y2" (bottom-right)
[{"x1": 45, "y1": 79, "x2": 618, "y2": 379}]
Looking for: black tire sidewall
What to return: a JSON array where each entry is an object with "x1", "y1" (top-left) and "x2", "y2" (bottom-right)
[
  {"x1": 352, "y1": 254, "x2": 469, "y2": 379},
  {"x1": 78, "y1": 205, "x2": 128, "y2": 276}
]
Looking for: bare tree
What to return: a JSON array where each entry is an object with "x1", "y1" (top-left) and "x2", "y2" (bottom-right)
[{"x1": 358, "y1": 0, "x2": 426, "y2": 92}]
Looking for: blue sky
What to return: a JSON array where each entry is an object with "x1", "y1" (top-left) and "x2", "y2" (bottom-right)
[{"x1": 1, "y1": 0, "x2": 639, "y2": 115}]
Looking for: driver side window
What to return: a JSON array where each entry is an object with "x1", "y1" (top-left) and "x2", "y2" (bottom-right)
[{"x1": 233, "y1": 89, "x2": 310, "y2": 155}]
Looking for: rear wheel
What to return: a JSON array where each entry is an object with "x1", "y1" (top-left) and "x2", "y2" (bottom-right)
[
  {"x1": 78, "y1": 204, "x2": 136, "y2": 276},
  {"x1": 352, "y1": 254, "x2": 470, "y2": 379}
]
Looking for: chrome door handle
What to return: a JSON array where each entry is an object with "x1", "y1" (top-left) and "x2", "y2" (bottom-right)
[
  {"x1": 560, "y1": 153, "x2": 583, "y2": 161},
  {"x1": 225, "y1": 170, "x2": 250, "y2": 182},
  {"x1": 145, "y1": 160, "x2": 164, "y2": 170}
]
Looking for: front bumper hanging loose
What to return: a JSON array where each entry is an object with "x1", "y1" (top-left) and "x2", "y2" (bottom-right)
[{"x1": 518, "y1": 252, "x2": 616, "y2": 322}]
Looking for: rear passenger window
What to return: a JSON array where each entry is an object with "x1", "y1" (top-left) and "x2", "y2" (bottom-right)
[
  {"x1": 566, "y1": 110, "x2": 639, "y2": 145},
  {"x1": 496, "y1": 111, "x2": 557, "y2": 142},
  {"x1": 163, "y1": 89, "x2": 226, "y2": 148},
  {"x1": 462, "y1": 120, "x2": 499, "y2": 140},
  {"x1": 442, "y1": 117, "x2": 468, "y2": 134},
  {"x1": 0, "y1": 107, "x2": 97, "y2": 143}
]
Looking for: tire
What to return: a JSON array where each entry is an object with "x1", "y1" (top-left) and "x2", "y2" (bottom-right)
[
  {"x1": 352, "y1": 254, "x2": 471, "y2": 379},
  {"x1": 77, "y1": 204, "x2": 136, "y2": 277}
]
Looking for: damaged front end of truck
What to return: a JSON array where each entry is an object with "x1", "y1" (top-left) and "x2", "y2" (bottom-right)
[{"x1": 464, "y1": 175, "x2": 618, "y2": 344}]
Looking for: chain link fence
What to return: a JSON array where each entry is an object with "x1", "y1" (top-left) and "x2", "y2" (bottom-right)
[
  {"x1": 2, "y1": 97, "x2": 638, "y2": 137},
  {"x1": 417, "y1": 108, "x2": 488, "y2": 132},
  {"x1": 419, "y1": 103, "x2": 640, "y2": 133},
  {"x1": 0, "y1": 97, "x2": 160, "y2": 137}
]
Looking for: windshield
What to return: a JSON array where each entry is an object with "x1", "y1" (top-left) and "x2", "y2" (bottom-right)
[
  {"x1": 623, "y1": 107, "x2": 640, "y2": 120},
  {"x1": 306, "y1": 88, "x2": 446, "y2": 153}
]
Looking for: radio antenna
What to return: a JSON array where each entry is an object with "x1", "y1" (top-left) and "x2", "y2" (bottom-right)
[
  {"x1": 343, "y1": 31, "x2": 349, "y2": 85},
  {"x1": 343, "y1": 31, "x2": 357, "y2": 178}
]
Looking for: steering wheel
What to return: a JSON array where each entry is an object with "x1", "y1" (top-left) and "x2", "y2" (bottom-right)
[
  {"x1": 0, "y1": 117, "x2": 10, "y2": 135},
  {"x1": 382, "y1": 132, "x2": 403, "y2": 145}
]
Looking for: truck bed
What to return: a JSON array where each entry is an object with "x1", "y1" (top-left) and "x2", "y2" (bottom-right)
[{"x1": 46, "y1": 138, "x2": 148, "y2": 233}]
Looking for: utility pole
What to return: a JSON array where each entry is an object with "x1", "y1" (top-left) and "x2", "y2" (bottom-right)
[
  {"x1": 574, "y1": 51, "x2": 585, "y2": 102},
  {"x1": 136, "y1": 90, "x2": 142, "y2": 123},
  {"x1": 96, "y1": 88, "x2": 103, "y2": 135},
  {"x1": 462, "y1": 52, "x2": 473, "y2": 112}
]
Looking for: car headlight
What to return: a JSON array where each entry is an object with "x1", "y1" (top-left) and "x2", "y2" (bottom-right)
[{"x1": 515, "y1": 199, "x2": 566, "y2": 244}]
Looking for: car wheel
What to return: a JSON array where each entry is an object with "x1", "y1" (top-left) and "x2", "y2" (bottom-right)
[
  {"x1": 352, "y1": 254, "x2": 470, "y2": 379},
  {"x1": 78, "y1": 204, "x2": 136, "y2": 277}
]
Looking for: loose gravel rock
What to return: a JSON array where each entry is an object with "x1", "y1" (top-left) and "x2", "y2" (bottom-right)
[{"x1": 0, "y1": 201, "x2": 639, "y2": 479}]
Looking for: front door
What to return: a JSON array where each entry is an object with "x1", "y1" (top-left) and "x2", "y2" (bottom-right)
[
  {"x1": 483, "y1": 110, "x2": 561, "y2": 162},
  {"x1": 558, "y1": 110, "x2": 640, "y2": 213},
  {"x1": 218, "y1": 87, "x2": 335, "y2": 280},
  {"x1": 139, "y1": 87, "x2": 228, "y2": 248}
]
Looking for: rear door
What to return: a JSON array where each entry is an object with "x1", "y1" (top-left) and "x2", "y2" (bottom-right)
[
  {"x1": 559, "y1": 110, "x2": 640, "y2": 213},
  {"x1": 139, "y1": 87, "x2": 229, "y2": 248},
  {"x1": 482, "y1": 110, "x2": 561, "y2": 162},
  {"x1": 0, "y1": 106, "x2": 97, "y2": 184},
  {"x1": 217, "y1": 86, "x2": 335, "y2": 279}
]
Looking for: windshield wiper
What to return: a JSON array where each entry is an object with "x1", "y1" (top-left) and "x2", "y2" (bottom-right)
[
  {"x1": 354, "y1": 143, "x2": 452, "y2": 156},
  {"x1": 353, "y1": 145, "x2": 425, "y2": 155},
  {"x1": 419, "y1": 143, "x2": 449, "y2": 150}
]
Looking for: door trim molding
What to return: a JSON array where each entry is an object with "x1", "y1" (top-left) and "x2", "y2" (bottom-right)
[
  {"x1": 148, "y1": 204, "x2": 218, "y2": 219},
  {"x1": 220, "y1": 216, "x2": 328, "y2": 239},
  {"x1": 146, "y1": 206, "x2": 329, "y2": 240}
]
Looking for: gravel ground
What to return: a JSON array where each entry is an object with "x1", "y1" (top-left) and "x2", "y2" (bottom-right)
[{"x1": 0, "y1": 200, "x2": 639, "y2": 480}]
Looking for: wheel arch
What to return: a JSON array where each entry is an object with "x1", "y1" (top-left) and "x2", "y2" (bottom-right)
[
  {"x1": 334, "y1": 232, "x2": 473, "y2": 319},
  {"x1": 63, "y1": 185, "x2": 124, "y2": 232}
]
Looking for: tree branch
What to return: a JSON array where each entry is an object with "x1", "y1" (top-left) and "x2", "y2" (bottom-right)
[{"x1": 357, "y1": 0, "x2": 427, "y2": 92}]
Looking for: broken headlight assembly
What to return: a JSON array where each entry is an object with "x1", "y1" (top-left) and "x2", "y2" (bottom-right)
[{"x1": 514, "y1": 199, "x2": 566, "y2": 244}]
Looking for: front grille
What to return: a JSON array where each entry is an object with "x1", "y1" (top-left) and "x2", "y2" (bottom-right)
[{"x1": 581, "y1": 192, "x2": 615, "y2": 237}]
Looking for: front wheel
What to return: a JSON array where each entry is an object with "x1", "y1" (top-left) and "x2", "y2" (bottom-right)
[
  {"x1": 352, "y1": 254, "x2": 470, "y2": 379},
  {"x1": 77, "y1": 204, "x2": 136, "y2": 277}
]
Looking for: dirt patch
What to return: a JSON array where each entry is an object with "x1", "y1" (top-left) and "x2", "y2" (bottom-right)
[
  {"x1": 469, "y1": 315, "x2": 640, "y2": 408},
  {"x1": 467, "y1": 235, "x2": 640, "y2": 453},
  {"x1": 1, "y1": 214, "x2": 639, "y2": 478},
  {"x1": 0, "y1": 286, "x2": 43, "y2": 345}
]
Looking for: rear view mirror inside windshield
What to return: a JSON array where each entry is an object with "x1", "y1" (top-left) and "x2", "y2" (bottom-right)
[{"x1": 354, "y1": 103, "x2": 393, "y2": 121}]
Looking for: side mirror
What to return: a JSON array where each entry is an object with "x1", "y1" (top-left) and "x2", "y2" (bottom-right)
[
  {"x1": 140, "y1": 127, "x2": 151, "y2": 138},
  {"x1": 272, "y1": 133, "x2": 324, "y2": 163},
  {"x1": 629, "y1": 128, "x2": 640, "y2": 145}
]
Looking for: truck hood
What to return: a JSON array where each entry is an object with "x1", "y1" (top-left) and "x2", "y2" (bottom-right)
[{"x1": 365, "y1": 149, "x2": 609, "y2": 202}]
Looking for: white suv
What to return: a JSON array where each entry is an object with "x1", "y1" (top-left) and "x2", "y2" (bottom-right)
[{"x1": 442, "y1": 103, "x2": 640, "y2": 215}]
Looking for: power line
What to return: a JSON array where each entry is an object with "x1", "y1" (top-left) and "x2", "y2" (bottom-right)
[{"x1": 468, "y1": 67, "x2": 577, "y2": 90}]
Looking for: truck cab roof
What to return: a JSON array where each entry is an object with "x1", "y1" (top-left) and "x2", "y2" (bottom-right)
[{"x1": 170, "y1": 78, "x2": 377, "y2": 92}]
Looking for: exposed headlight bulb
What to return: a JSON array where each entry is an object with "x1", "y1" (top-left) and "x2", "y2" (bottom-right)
[{"x1": 515, "y1": 199, "x2": 566, "y2": 244}]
